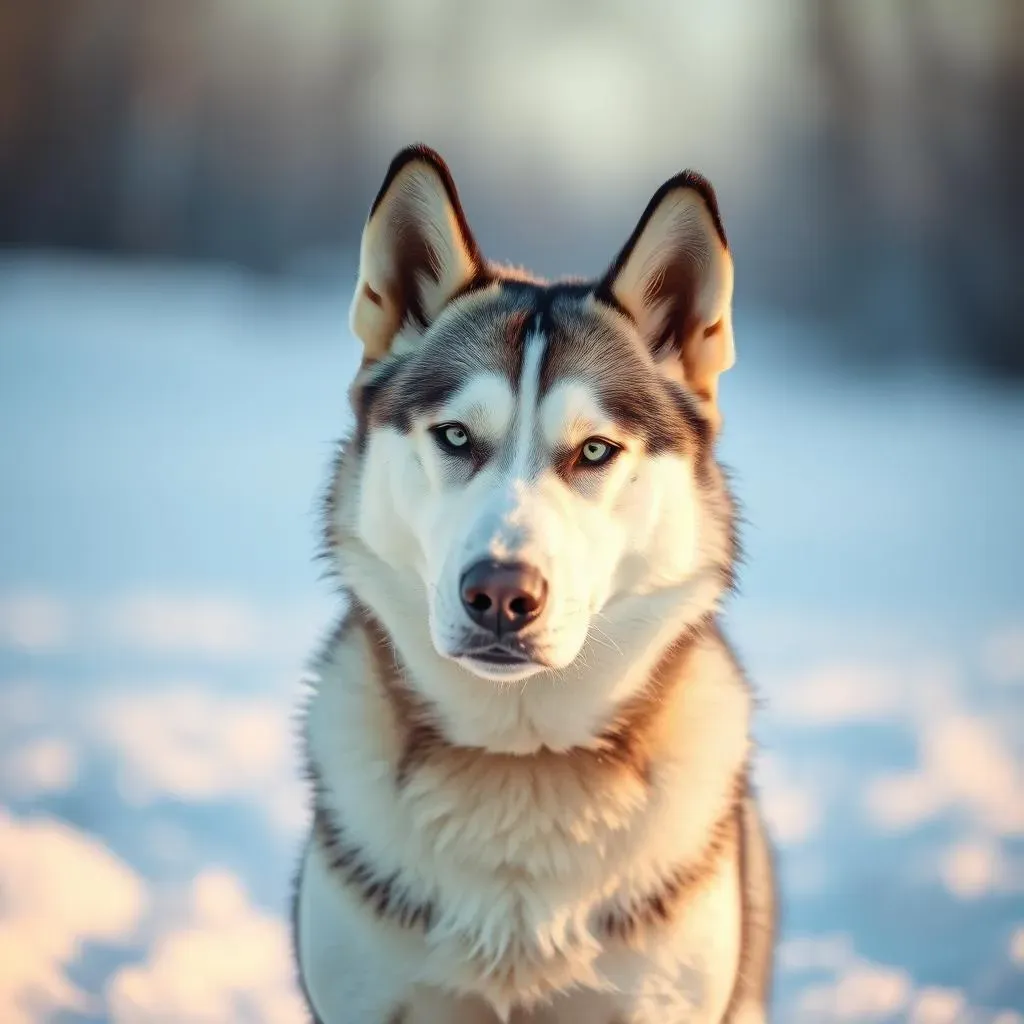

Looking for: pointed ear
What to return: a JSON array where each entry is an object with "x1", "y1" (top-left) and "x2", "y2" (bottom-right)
[
  {"x1": 350, "y1": 145, "x2": 483, "y2": 362},
  {"x1": 597, "y1": 171, "x2": 735, "y2": 430}
]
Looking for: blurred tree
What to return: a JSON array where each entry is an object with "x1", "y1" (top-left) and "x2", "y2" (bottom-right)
[
  {"x1": 0, "y1": 0, "x2": 1019, "y2": 379},
  {"x1": 809, "y1": 0, "x2": 1023, "y2": 378},
  {"x1": 903, "y1": 0, "x2": 1023, "y2": 378},
  {"x1": 0, "y1": 0, "x2": 380, "y2": 270}
]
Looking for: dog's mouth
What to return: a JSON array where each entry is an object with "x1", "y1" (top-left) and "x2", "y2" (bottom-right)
[
  {"x1": 453, "y1": 641, "x2": 548, "y2": 679},
  {"x1": 463, "y1": 645, "x2": 533, "y2": 666}
]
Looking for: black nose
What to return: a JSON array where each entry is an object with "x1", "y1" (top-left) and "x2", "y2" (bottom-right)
[{"x1": 459, "y1": 560, "x2": 548, "y2": 635}]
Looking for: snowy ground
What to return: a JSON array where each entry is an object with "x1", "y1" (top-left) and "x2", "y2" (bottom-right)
[{"x1": 0, "y1": 255, "x2": 1021, "y2": 1023}]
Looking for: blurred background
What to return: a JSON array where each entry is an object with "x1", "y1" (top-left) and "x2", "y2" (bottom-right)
[{"x1": 0, "y1": 1, "x2": 1021, "y2": 1021}]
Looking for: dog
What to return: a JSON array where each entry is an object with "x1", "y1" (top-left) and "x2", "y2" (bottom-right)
[{"x1": 293, "y1": 145, "x2": 776, "y2": 1023}]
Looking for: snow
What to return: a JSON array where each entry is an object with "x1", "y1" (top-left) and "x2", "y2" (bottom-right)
[{"x1": 1, "y1": 255, "x2": 1022, "y2": 1021}]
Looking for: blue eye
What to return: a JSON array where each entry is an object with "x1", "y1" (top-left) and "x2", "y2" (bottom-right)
[
  {"x1": 577, "y1": 438, "x2": 620, "y2": 468},
  {"x1": 432, "y1": 423, "x2": 472, "y2": 455}
]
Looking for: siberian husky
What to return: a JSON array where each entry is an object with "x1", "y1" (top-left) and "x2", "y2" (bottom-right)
[{"x1": 293, "y1": 145, "x2": 776, "y2": 1023}]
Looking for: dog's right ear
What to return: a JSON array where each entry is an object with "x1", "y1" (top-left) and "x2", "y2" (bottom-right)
[
  {"x1": 596, "y1": 170, "x2": 734, "y2": 432},
  {"x1": 350, "y1": 145, "x2": 483, "y2": 362}
]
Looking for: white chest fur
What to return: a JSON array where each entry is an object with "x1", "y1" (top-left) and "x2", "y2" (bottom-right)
[
  {"x1": 298, "y1": 624, "x2": 751, "y2": 1022},
  {"x1": 297, "y1": 826, "x2": 742, "y2": 1024}
]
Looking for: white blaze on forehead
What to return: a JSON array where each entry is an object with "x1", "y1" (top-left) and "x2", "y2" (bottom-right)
[
  {"x1": 435, "y1": 372, "x2": 513, "y2": 441},
  {"x1": 511, "y1": 324, "x2": 548, "y2": 474},
  {"x1": 539, "y1": 378, "x2": 622, "y2": 450},
  {"x1": 480, "y1": 324, "x2": 548, "y2": 564}
]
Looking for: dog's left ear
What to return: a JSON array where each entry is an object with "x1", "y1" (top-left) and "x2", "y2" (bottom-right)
[
  {"x1": 350, "y1": 145, "x2": 483, "y2": 362},
  {"x1": 597, "y1": 172, "x2": 734, "y2": 430}
]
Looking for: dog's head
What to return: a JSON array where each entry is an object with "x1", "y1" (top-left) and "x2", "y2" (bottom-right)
[{"x1": 329, "y1": 146, "x2": 737, "y2": 703}]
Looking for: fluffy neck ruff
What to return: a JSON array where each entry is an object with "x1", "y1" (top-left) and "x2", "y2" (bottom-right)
[{"x1": 333, "y1": 529, "x2": 731, "y2": 755}]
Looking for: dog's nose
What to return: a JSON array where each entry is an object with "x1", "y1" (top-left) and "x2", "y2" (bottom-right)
[{"x1": 459, "y1": 561, "x2": 548, "y2": 635}]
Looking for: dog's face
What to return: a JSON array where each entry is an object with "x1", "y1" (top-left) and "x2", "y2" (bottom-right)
[{"x1": 333, "y1": 147, "x2": 737, "y2": 687}]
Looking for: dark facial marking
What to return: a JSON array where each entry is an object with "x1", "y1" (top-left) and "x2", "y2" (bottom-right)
[
  {"x1": 353, "y1": 357, "x2": 408, "y2": 451},
  {"x1": 536, "y1": 293, "x2": 709, "y2": 457},
  {"x1": 353, "y1": 291, "x2": 532, "y2": 441},
  {"x1": 352, "y1": 272, "x2": 712, "y2": 465}
]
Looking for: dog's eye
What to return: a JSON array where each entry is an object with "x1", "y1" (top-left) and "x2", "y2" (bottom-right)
[
  {"x1": 577, "y1": 438, "x2": 620, "y2": 468},
  {"x1": 432, "y1": 423, "x2": 472, "y2": 455}
]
